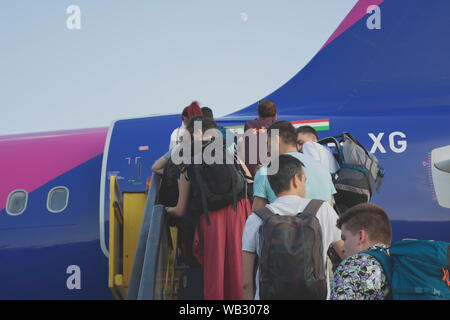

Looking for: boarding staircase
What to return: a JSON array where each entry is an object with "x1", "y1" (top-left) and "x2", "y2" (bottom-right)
[{"x1": 108, "y1": 173, "x2": 188, "y2": 300}]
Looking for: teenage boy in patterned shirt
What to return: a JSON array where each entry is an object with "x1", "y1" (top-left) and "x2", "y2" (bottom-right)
[{"x1": 330, "y1": 203, "x2": 392, "y2": 300}]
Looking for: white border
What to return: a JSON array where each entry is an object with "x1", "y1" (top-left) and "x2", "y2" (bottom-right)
[
  {"x1": 98, "y1": 113, "x2": 172, "y2": 258},
  {"x1": 5, "y1": 189, "x2": 28, "y2": 216},
  {"x1": 46, "y1": 186, "x2": 70, "y2": 213}
]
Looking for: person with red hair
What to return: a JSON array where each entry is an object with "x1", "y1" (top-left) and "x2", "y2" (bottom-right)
[
  {"x1": 152, "y1": 101, "x2": 202, "y2": 174},
  {"x1": 154, "y1": 101, "x2": 203, "y2": 174},
  {"x1": 170, "y1": 101, "x2": 203, "y2": 148}
]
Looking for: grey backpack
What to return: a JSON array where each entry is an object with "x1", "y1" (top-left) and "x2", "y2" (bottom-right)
[{"x1": 319, "y1": 132, "x2": 385, "y2": 214}]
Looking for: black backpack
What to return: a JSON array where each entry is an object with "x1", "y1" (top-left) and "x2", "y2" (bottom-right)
[
  {"x1": 182, "y1": 139, "x2": 249, "y2": 255},
  {"x1": 319, "y1": 132, "x2": 385, "y2": 214},
  {"x1": 157, "y1": 157, "x2": 179, "y2": 208},
  {"x1": 255, "y1": 199, "x2": 327, "y2": 300},
  {"x1": 188, "y1": 139, "x2": 248, "y2": 225}
]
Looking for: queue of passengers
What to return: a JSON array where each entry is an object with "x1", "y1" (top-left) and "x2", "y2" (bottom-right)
[{"x1": 152, "y1": 100, "x2": 393, "y2": 300}]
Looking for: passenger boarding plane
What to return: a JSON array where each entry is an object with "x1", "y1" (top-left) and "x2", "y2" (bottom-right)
[{"x1": 1, "y1": 0, "x2": 449, "y2": 299}]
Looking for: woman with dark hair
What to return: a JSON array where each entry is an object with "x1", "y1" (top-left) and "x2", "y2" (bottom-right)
[{"x1": 167, "y1": 116, "x2": 251, "y2": 300}]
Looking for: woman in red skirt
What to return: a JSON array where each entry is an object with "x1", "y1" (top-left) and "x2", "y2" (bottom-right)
[{"x1": 167, "y1": 115, "x2": 252, "y2": 300}]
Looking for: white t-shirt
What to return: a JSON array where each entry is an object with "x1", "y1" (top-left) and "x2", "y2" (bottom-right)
[
  {"x1": 242, "y1": 195, "x2": 341, "y2": 300},
  {"x1": 302, "y1": 141, "x2": 340, "y2": 174}
]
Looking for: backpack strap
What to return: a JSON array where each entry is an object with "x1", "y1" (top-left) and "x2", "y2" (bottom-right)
[
  {"x1": 364, "y1": 249, "x2": 393, "y2": 287},
  {"x1": 375, "y1": 167, "x2": 385, "y2": 192},
  {"x1": 229, "y1": 165, "x2": 238, "y2": 212},
  {"x1": 254, "y1": 207, "x2": 274, "y2": 223},
  {"x1": 447, "y1": 244, "x2": 450, "y2": 269},
  {"x1": 321, "y1": 135, "x2": 345, "y2": 167},
  {"x1": 237, "y1": 163, "x2": 249, "y2": 219},
  {"x1": 318, "y1": 136, "x2": 340, "y2": 151},
  {"x1": 300, "y1": 199, "x2": 325, "y2": 217}
]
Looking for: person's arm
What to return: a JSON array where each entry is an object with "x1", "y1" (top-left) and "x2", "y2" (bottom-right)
[
  {"x1": 235, "y1": 155, "x2": 253, "y2": 183},
  {"x1": 151, "y1": 156, "x2": 167, "y2": 175},
  {"x1": 242, "y1": 251, "x2": 257, "y2": 300},
  {"x1": 332, "y1": 240, "x2": 345, "y2": 260},
  {"x1": 323, "y1": 203, "x2": 345, "y2": 260},
  {"x1": 152, "y1": 146, "x2": 175, "y2": 174},
  {"x1": 252, "y1": 196, "x2": 268, "y2": 212},
  {"x1": 166, "y1": 171, "x2": 190, "y2": 218},
  {"x1": 251, "y1": 167, "x2": 270, "y2": 211}
]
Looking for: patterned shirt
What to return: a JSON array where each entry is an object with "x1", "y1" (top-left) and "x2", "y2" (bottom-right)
[{"x1": 330, "y1": 244, "x2": 391, "y2": 300}]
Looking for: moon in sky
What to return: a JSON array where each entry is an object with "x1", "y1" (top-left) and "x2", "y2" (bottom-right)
[{"x1": 240, "y1": 12, "x2": 248, "y2": 22}]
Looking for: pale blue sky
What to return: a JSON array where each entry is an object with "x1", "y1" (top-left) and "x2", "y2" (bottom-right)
[{"x1": 0, "y1": 0, "x2": 357, "y2": 136}]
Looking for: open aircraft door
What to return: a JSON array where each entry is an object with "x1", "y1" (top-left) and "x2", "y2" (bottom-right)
[{"x1": 99, "y1": 114, "x2": 182, "y2": 298}]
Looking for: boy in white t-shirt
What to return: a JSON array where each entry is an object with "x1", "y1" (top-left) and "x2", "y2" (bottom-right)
[
  {"x1": 296, "y1": 125, "x2": 340, "y2": 175},
  {"x1": 242, "y1": 154, "x2": 344, "y2": 300}
]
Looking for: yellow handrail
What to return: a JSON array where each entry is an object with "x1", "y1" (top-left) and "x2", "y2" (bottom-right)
[{"x1": 109, "y1": 176, "x2": 125, "y2": 300}]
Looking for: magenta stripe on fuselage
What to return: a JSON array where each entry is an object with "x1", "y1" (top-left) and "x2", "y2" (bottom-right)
[
  {"x1": 321, "y1": 0, "x2": 384, "y2": 50},
  {"x1": 0, "y1": 127, "x2": 108, "y2": 211}
]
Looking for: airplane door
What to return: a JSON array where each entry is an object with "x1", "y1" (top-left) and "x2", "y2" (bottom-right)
[{"x1": 100, "y1": 114, "x2": 182, "y2": 298}]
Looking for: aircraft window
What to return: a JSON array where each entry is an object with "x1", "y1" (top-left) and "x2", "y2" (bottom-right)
[
  {"x1": 47, "y1": 186, "x2": 69, "y2": 213},
  {"x1": 6, "y1": 190, "x2": 28, "y2": 216}
]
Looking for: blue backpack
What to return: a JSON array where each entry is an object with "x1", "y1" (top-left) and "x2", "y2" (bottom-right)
[{"x1": 366, "y1": 239, "x2": 450, "y2": 300}]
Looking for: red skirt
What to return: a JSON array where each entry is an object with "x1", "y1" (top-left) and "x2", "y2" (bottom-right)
[{"x1": 193, "y1": 198, "x2": 251, "y2": 300}]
